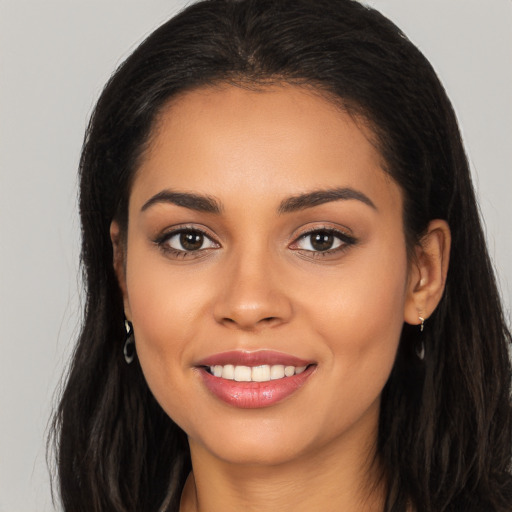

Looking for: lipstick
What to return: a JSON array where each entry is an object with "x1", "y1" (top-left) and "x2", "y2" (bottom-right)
[{"x1": 196, "y1": 350, "x2": 316, "y2": 409}]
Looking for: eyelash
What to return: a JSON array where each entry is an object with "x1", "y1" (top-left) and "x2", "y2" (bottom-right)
[
  {"x1": 154, "y1": 226, "x2": 219, "y2": 259},
  {"x1": 154, "y1": 226, "x2": 357, "y2": 259},
  {"x1": 290, "y1": 227, "x2": 357, "y2": 257}
]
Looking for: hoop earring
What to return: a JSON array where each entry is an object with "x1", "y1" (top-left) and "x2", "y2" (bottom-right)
[{"x1": 124, "y1": 319, "x2": 135, "y2": 364}]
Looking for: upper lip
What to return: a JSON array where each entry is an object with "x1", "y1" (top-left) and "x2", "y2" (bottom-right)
[{"x1": 195, "y1": 350, "x2": 314, "y2": 368}]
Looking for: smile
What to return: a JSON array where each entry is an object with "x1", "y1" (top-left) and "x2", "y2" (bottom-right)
[
  {"x1": 206, "y1": 364, "x2": 308, "y2": 382},
  {"x1": 196, "y1": 351, "x2": 316, "y2": 408}
]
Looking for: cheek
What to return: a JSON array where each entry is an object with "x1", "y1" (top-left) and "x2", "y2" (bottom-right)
[
  {"x1": 318, "y1": 261, "x2": 407, "y2": 346},
  {"x1": 125, "y1": 234, "x2": 209, "y2": 343},
  {"x1": 299, "y1": 240, "x2": 409, "y2": 409},
  {"x1": 123, "y1": 244, "x2": 206, "y2": 416}
]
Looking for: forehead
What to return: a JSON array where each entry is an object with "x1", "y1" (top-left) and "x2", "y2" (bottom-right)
[{"x1": 131, "y1": 83, "x2": 399, "y2": 211}]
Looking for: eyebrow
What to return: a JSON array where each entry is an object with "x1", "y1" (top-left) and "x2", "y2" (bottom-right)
[
  {"x1": 141, "y1": 190, "x2": 222, "y2": 214},
  {"x1": 140, "y1": 186, "x2": 376, "y2": 215},
  {"x1": 278, "y1": 187, "x2": 376, "y2": 214}
]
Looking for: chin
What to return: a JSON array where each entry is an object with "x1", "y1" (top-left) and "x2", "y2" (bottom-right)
[{"x1": 195, "y1": 431, "x2": 313, "y2": 467}]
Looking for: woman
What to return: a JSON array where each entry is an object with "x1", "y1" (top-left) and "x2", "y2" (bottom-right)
[{"x1": 51, "y1": 0, "x2": 512, "y2": 510}]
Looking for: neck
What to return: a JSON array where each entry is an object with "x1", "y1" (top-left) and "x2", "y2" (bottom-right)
[{"x1": 180, "y1": 410, "x2": 386, "y2": 512}]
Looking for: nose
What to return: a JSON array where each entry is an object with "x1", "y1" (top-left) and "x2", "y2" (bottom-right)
[{"x1": 213, "y1": 250, "x2": 293, "y2": 331}]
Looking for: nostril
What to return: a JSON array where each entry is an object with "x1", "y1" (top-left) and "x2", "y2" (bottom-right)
[{"x1": 220, "y1": 315, "x2": 279, "y2": 330}]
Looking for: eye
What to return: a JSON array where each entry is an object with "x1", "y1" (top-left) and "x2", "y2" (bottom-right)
[
  {"x1": 291, "y1": 228, "x2": 356, "y2": 254},
  {"x1": 157, "y1": 228, "x2": 219, "y2": 255}
]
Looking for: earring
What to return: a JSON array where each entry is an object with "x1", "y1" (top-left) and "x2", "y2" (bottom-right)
[
  {"x1": 416, "y1": 340, "x2": 425, "y2": 360},
  {"x1": 124, "y1": 319, "x2": 135, "y2": 364},
  {"x1": 416, "y1": 315, "x2": 425, "y2": 360}
]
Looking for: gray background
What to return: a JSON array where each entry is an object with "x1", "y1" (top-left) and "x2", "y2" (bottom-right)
[{"x1": 0, "y1": 1, "x2": 510, "y2": 510}]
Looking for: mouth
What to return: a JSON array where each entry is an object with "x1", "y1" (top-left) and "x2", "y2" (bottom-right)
[
  {"x1": 204, "y1": 363, "x2": 309, "y2": 382},
  {"x1": 196, "y1": 351, "x2": 317, "y2": 409}
]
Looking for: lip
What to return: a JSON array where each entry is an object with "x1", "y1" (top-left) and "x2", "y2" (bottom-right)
[
  {"x1": 196, "y1": 350, "x2": 313, "y2": 367},
  {"x1": 195, "y1": 350, "x2": 316, "y2": 409}
]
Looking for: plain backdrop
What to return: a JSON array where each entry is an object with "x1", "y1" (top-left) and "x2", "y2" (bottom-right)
[{"x1": 0, "y1": 1, "x2": 510, "y2": 510}]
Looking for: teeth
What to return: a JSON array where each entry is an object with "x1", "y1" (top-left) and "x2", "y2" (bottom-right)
[
  {"x1": 222, "y1": 364, "x2": 234, "y2": 380},
  {"x1": 234, "y1": 365, "x2": 252, "y2": 382},
  {"x1": 252, "y1": 365, "x2": 271, "y2": 382},
  {"x1": 270, "y1": 365, "x2": 285, "y2": 379},
  {"x1": 284, "y1": 366, "x2": 295, "y2": 377},
  {"x1": 208, "y1": 364, "x2": 308, "y2": 382}
]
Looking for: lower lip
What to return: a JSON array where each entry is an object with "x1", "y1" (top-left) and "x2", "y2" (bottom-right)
[{"x1": 198, "y1": 365, "x2": 316, "y2": 409}]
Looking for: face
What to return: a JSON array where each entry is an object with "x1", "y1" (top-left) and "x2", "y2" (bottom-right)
[{"x1": 116, "y1": 84, "x2": 414, "y2": 467}]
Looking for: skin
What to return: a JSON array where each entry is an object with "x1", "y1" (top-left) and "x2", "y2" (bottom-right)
[{"x1": 111, "y1": 84, "x2": 450, "y2": 512}]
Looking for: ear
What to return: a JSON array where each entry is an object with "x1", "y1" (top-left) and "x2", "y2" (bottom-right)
[
  {"x1": 110, "y1": 220, "x2": 132, "y2": 321},
  {"x1": 404, "y1": 219, "x2": 451, "y2": 327}
]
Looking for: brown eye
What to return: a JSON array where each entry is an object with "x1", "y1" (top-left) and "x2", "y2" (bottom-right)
[
  {"x1": 180, "y1": 231, "x2": 204, "y2": 251},
  {"x1": 310, "y1": 232, "x2": 335, "y2": 251},
  {"x1": 300, "y1": 230, "x2": 340, "y2": 252},
  {"x1": 291, "y1": 228, "x2": 356, "y2": 254},
  {"x1": 162, "y1": 229, "x2": 218, "y2": 253}
]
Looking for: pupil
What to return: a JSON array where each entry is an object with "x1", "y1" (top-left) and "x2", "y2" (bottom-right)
[
  {"x1": 180, "y1": 232, "x2": 203, "y2": 251},
  {"x1": 311, "y1": 232, "x2": 334, "y2": 251}
]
